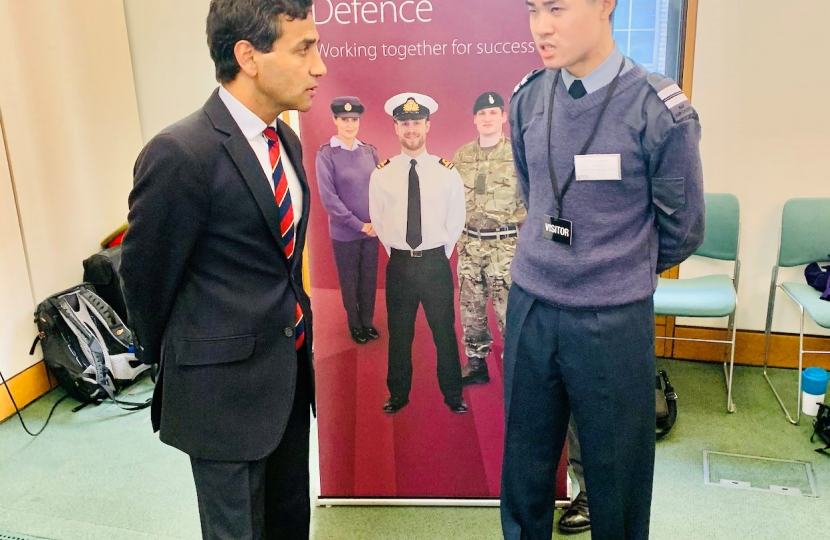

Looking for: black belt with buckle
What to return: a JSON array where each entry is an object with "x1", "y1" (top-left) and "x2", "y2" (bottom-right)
[
  {"x1": 463, "y1": 225, "x2": 519, "y2": 240},
  {"x1": 390, "y1": 246, "x2": 446, "y2": 259}
]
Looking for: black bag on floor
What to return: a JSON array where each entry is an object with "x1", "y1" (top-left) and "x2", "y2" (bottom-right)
[
  {"x1": 656, "y1": 370, "x2": 677, "y2": 440},
  {"x1": 83, "y1": 245, "x2": 131, "y2": 327},
  {"x1": 812, "y1": 403, "x2": 830, "y2": 455},
  {"x1": 30, "y1": 284, "x2": 150, "y2": 410}
]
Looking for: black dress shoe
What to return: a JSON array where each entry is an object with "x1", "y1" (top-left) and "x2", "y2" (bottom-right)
[
  {"x1": 444, "y1": 396, "x2": 468, "y2": 414},
  {"x1": 363, "y1": 326, "x2": 380, "y2": 340},
  {"x1": 350, "y1": 327, "x2": 369, "y2": 344},
  {"x1": 382, "y1": 396, "x2": 409, "y2": 414},
  {"x1": 461, "y1": 356, "x2": 490, "y2": 386},
  {"x1": 558, "y1": 491, "x2": 590, "y2": 534}
]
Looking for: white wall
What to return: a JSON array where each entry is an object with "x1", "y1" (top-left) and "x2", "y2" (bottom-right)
[
  {"x1": 0, "y1": 122, "x2": 37, "y2": 379},
  {"x1": 123, "y1": 0, "x2": 218, "y2": 142},
  {"x1": 0, "y1": 1, "x2": 144, "y2": 378},
  {"x1": 680, "y1": 0, "x2": 830, "y2": 336},
  {"x1": 123, "y1": 0, "x2": 301, "y2": 141}
]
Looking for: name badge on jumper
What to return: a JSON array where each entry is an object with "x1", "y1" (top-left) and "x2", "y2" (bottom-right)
[
  {"x1": 574, "y1": 154, "x2": 622, "y2": 181},
  {"x1": 542, "y1": 215, "x2": 573, "y2": 246}
]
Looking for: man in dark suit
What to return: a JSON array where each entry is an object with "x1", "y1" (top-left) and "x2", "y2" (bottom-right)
[{"x1": 120, "y1": 1, "x2": 326, "y2": 539}]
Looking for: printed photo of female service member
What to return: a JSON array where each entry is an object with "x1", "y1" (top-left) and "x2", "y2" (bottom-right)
[{"x1": 316, "y1": 96, "x2": 381, "y2": 345}]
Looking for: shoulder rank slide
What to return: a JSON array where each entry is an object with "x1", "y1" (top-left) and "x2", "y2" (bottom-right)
[
  {"x1": 512, "y1": 69, "x2": 544, "y2": 98},
  {"x1": 647, "y1": 73, "x2": 695, "y2": 122},
  {"x1": 439, "y1": 158, "x2": 455, "y2": 170},
  {"x1": 376, "y1": 159, "x2": 391, "y2": 170}
]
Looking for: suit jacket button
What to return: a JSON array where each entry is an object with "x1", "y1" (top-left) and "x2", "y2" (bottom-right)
[{"x1": 284, "y1": 327, "x2": 294, "y2": 338}]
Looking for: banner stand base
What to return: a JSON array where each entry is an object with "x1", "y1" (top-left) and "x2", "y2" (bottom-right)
[
  {"x1": 315, "y1": 498, "x2": 572, "y2": 508},
  {"x1": 312, "y1": 423, "x2": 575, "y2": 509}
]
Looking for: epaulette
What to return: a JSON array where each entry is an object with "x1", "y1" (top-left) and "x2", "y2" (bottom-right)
[
  {"x1": 376, "y1": 159, "x2": 391, "y2": 170},
  {"x1": 647, "y1": 73, "x2": 695, "y2": 122},
  {"x1": 318, "y1": 142, "x2": 331, "y2": 151},
  {"x1": 438, "y1": 158, "x2": 455, "y2": 170},
  {"x1": 512, "y1": 69, "x2": 545, "y2": 98}
]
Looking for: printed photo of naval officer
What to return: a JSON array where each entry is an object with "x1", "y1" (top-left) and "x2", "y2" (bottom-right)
[
  {"x1": 368, "y1": 92, "x2": 467, "y2": 415},
  {"x1": 315, "y1": 96, "x2": 381, "y2": 345}
]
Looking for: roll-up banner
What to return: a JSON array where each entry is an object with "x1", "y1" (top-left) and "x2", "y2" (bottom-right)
[{"x1": 303, "y1": 0, "x2": 568, "y2": 504}]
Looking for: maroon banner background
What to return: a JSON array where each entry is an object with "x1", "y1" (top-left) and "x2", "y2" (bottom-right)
[{"x1": 302, "y1": 0, "x2": 568, "y2": 500}]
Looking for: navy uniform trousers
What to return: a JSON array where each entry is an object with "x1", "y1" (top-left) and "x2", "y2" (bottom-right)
[
  {"x1": 501, "y1": 284, "x2": 655, "y2": 540},
  {"x1": 332, "y1": 237, "x2": 379, "y2": 329},
  {"x1": 386, "y1": 247, "x2": 463, "y2": 401}
]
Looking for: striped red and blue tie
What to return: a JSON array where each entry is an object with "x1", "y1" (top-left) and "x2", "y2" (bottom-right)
[{"x1": 264, "y1": 127, "x2": 305, "y2": 350}]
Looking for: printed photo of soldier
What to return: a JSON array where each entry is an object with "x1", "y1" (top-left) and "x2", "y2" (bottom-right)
[{"x1": 453, "y1": 92, "x2": 526, "y2": 385}]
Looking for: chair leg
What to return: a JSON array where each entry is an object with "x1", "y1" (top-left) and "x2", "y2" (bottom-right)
[
  {"x1": 764, "y1": 288, "x2": 802, "y2": 425},
  {"x1": 795, "y1": 308, "x2": 805, "y2": 425},
  {"x1": 723, "y1": 310, "x2": 737, "y2": 413},
  {"x1": 762, "y1": 268, "x2": 799, "y2": 423},
  {"x1": 763, "y1": 268, "x2": 778, "y2": 373}
]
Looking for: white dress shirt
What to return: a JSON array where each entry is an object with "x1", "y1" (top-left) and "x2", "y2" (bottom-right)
[
  {"x1": 369, "y1": 150, "x2": 465, "y2": 258},
  {"x1": 218, "y1": 86, "x2": 303, "y2": 223},
  {"x1": 329, "y1": 136, "x2": 363, "y2": 151}
]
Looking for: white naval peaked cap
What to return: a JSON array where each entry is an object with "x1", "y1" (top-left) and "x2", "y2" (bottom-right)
[{"x1": 384, "y1": 92, "x2": 439, "y2": 119}]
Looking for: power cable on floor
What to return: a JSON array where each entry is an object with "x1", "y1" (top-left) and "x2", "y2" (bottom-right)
[{"x1": 0, "y1": 367, "x2": 68, "y2": 437}]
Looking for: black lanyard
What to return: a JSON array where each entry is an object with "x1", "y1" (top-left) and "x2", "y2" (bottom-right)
[{"x1": 546, "y1": 58, "x2": 626, "y2": 219}]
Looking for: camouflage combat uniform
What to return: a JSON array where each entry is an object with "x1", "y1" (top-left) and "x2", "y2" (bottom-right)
[{"x1": 454, "y1": 134, "x2": 526, "y2": 383}]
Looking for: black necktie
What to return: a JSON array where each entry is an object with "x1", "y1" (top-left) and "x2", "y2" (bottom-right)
[
  {"x1": 406, "y1": 159, "x2": 422, "y2": 249},
  {"x1": 569, "y1": 79, "x2": 587, "y2": 99}
]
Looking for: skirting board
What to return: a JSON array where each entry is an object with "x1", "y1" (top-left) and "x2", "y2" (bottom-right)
[
  {"x1": 656, "y1": 325, "x2": 830, "y2": 370},
  {"x1": 0, "y1": 361, "x2": 56, "y2": 422}
]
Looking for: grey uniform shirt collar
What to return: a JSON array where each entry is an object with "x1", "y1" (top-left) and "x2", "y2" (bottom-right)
[
  {"x1": 330, "y1": 136, "x2": 364, "y2": 151},
  {"x1": 562, "y1": 46, "x2": 631, "y2": 95}
]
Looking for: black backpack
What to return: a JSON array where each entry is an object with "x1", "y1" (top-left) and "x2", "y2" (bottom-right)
[
  {"x1": 656, "y1": 370, "x2": 678, "y2": 440},
  {"x1": 83, "y1": 245, "x2": 131, "y2": 327},
  {"x1": 812, "y1": 403, "x2": 830, "y2": 455},
  {"x1": 30, "y1": 284, "x2": 150, "y2": 410}
]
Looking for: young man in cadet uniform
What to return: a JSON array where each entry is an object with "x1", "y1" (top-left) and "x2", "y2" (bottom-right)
[{"x1": 501, "y1": 1, "x2": 705, "y2": 539}]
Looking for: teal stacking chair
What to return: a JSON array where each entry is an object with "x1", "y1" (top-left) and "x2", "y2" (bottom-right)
[
  {"x1": 763, "y1": 198, "x2": 830, "y2": 425},
  {"x1": 654, "y1": 193, "x2": 741, "y2": 413}
]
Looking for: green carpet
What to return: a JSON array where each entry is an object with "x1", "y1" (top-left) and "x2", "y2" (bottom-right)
[
  {"x1": 1, "y1": 359, "x2": 828, "y2": 539},
  {"x1": 0, "y1": 532, "x2": 54, "y2": 540}
]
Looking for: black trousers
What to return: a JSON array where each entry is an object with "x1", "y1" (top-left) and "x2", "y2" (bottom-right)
[
  {"x1": 501, "y1": 285, "x2": 655, "y2": 540},
  {"x1": 190, "y1": 353, "x2": 312, "y2": 540},
  {"x1": 331, "y1": 237, "x2": 379, "y2": 329},
  {"x1": 385, "y1": 247, "x2": 462, "y2": 400}
]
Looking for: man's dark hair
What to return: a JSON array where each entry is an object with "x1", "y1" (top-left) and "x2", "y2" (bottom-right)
[{"x1": 207, "y1": 0, "x2": 313, "y2": 83}]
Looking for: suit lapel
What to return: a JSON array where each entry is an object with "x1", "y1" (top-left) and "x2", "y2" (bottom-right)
[{"x1": 204, "y1": 90, "x2": 289, "y2": 264}]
